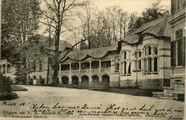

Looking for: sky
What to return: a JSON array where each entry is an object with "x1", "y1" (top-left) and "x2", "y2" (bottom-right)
[
  {"x1": 90, "y1": 0, "x2": 170, "y2": 14},
  {"x1": 38, "y1": 0, "x2": 171, "y2": 45}
]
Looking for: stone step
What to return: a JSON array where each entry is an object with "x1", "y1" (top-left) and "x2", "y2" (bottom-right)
[{"x1": 158, "y1": 96, "x2": 174, "y2": 100}]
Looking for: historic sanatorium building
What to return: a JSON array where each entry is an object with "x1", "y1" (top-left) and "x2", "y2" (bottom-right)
[{"x1": 1, "y1": 0, "x2": 182, "y2": 99}]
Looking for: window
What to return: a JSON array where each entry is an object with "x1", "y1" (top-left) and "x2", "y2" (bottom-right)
[
  {"x1": 154, "y1": 47, "x2": 158, "y2": 54},
  {"x1": 148, "y1": 57, "x2": 152, "y2": 72},
  {"x1": 124, "y1": 51, "x2": 127, "y2": 59},
  {"x1": 144, "y1": 59, "x2": 147, "y2": 72},
  {"x1": 171, "y1": 29, "x2": 185, "y2": 67},
  {"x1": 101, "y1": 61, "x2": 111, "y2": 68},
  {"x1": 139, "y1": 52, "x2": 141, "y2": 57},
  {"x1": 124, "y1": 61, "x2": 127, "y2": 74},
  {"x1": 134, "y1": 51, "x2": 142, "y2": 72},
  {"x1": 138, "y1": 60, "x2": 141, "y2": 70},
  {"x1": 115, "y1": 63, "x2": 119, "y2": 72},
  {"x1": 128, "y1": 63, "x2": 131, "y2": 74},
  {"x1": 154, "y1": 58, "x2": 158, "y2": 72},
  {"x1": 148, "y1": 46, "x2": 151, "y2": 55},
  {"x1": 81, "y1": 62, "x2": 90, "y2": 69},
  {"x1": 61, "y1": 64, "x2": 70, "y2": 70},
  {"x1": 143, "y1": 45, "x2": 158, "y2": 74},
  {"x1": 71, "y1": 63, "x2": 79, "y2": 70}
]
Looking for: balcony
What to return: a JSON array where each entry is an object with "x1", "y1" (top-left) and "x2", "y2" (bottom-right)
[
  {"x1": 80, "y1": 69, "x2": 90, "y2": 73},
  {"x1": 71, "y1": 70, "x2": 79, "y2": 74},
  {"x1": 101, "y1": 68, "x2": 111, "y2": 72},
  {"x1": 60, "y1": 70, "x2": 69, "y2": 74},
  {"x1": 91, "y1": 69, "x2": 99, "y2": 73}
]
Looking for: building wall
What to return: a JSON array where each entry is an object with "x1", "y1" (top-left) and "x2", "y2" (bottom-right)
[
  {"x1": 120, "y1": 35, "x2": 171, "y2": 89},
  {"x1": 169, "y1": 4, "x2": 185, "y2": 93}
]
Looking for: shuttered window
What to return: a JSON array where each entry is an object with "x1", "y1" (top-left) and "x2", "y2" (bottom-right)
[
  {"x1": 173, "y1": 29, "x2": 185, "y2": 67},
  {"x1": 171, "y1": 41, "x2": 176, "y2": 66},
  {"x1": 178, "y1": 38, "x2": 185, "y2": 66}
]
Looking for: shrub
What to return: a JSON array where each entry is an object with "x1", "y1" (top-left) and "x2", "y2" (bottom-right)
[
  {"x1": 0, "y1": 73, "x2": 18, "y2": 100},
  {"x1": 0, "y1": 74, "x2": 12, "y2": 93}
]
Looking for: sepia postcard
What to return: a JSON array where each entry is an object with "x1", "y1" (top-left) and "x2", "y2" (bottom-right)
[{"x1": 0, "y1": 0, "x2": 185, "y2": 119}]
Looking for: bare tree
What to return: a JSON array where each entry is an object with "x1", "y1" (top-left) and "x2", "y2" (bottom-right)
[{"x1": 40, "y1": 0, "x2": 87, "y2": 85}]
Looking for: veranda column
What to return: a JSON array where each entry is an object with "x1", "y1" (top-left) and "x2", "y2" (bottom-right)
[
  {"x1": 79, "y1": 62, "x2": 81, "y2": 73},
  {"x1": 151, "y1": 45, "x2": 154, "y2": 72},
  {"x1": 69, "y1": 63, "x2": 72, "y2": 84},
  {"x1": 79, "y1": 62, "x2": 81, "y2": 85},
  {"x1": 99, "y1": 60, "x2": 101, "y2": 72},
  {"x1": 89, "y1": 61, "x2": 91, "y2": 73},
  {"x1": 58, "y1": 63, "x2": 62, "y2": 84},
  {"x1": 89, "y1": 61, "x2": 92, "y2": 85}
]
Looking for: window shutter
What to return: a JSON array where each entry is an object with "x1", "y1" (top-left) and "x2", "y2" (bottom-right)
[
  {"x1": 171, "y1": 41, "x2": 176, "y2": 67},
  {"x1": 182, "y1": 37, "x2": 185, "y2": 66}
]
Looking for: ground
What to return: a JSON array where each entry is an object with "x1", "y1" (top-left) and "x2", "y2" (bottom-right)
[{"x1": 0, "y1": 85, "x2": 184, "y2": 119}]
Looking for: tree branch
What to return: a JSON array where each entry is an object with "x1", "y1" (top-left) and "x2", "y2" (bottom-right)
[
  {"x1": 44, "y1": 0, "x2": 58, "y2": 15},
  {"x1": 39, "y1": 20, "x2": 57, "y2": 29}
]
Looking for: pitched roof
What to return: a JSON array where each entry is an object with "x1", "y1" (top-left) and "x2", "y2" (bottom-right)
[
  {"x1": 122, "y1": 16, "x2": 171, "y2": 44},
  {"x1": 60, "y1": 46, "x2": 118, "y2": 62}
]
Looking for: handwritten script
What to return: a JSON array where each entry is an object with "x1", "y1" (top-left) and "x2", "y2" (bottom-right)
[{"x1": 1, "y1": 102, "x2": 183, "y2": 119}]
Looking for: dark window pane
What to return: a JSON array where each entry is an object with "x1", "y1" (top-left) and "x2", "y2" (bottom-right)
[
  {"x1": 128, "y1": 63, "x2": 131, "y2": 74},
  {"x1": 139, "y1": 52, "x2": 141, "y2": 57},
  {"x1": 144, "y1": 59, "x2": 146, "y2": 72},
  {"x1": 115, "y1": 63, "x2": 119, "y2": 71},
  {"x1": 124, "y1": 51, "x2": 127, "y2": 59},
  {"x1": 148, "y1": 46, "x2": 151, "y2": 55},
  {"x1": 138, "y1": 60, "x2": 141, "y2": 69},
  {"x1": 154, "y1": 58, "x2": 158, "y2": 72},
  {"x1": 154, "y1": 47, "x2": 158, "y2": 54},
  {"x1": 61, "y1": 64, "x2": 70, "y2": 70},
  {"x1": 124, "y1": 61, "x2": 126, "y2": 74},
  {"x1": 148, "y1": 57, "x2": 152, "y2": 72}
]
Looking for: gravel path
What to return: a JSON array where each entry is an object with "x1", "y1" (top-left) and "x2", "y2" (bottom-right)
[{"x1": 0, "y1": 85, "x2": 184, "y2": 119}]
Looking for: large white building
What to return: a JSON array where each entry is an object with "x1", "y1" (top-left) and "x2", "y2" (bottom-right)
[{"x1": 26, "y1": 0, "x2": 185, "y2": 100}]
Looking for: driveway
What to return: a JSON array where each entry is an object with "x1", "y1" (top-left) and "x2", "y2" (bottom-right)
[{"x1": 0, "y1": 85, "x2": 184, "y2": 119}]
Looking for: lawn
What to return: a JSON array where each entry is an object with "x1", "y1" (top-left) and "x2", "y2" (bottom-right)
[{"x1": 11, "y1": 85, "x2": 28, "y2": 91}]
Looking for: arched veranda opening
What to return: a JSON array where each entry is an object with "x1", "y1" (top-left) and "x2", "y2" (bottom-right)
[
  {"x1": 62, "y1": 76, "x2": 69, "y2": 84},
  {"x1": 81, "y1": 76, "x2": 89, "y2": 86},
  {"x1": 92, "y1": 75, "x2": 99, "y2": 86},
  {"x1": 72, "y1": 76, "x2": 79, "y2": 85},
  {"x1": 101, "y1": 75, "x2": 110, "y2": 86}
]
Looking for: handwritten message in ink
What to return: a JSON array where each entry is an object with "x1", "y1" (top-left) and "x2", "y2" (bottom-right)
[{"x1": 0, "y1": 101, "x2": 183, "y2": 119}]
